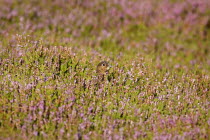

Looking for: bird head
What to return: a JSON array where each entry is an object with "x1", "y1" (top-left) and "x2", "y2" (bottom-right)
[{"x1": 96, "y1": 61, "x2": 110, "y2": 75}]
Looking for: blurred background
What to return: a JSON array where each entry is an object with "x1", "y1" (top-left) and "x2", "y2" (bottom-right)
[{"x1": 1, "y1": 0, "x2": 209, "y2": 62}]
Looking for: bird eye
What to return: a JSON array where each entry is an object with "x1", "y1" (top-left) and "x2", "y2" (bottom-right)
[{"x1": 102, "y1": 63, "x2": 105, "y2": 66}]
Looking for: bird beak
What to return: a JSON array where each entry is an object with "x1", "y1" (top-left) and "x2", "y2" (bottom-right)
[{"x1": 107, "y1": 65, "x2": 112, "y2": 70}]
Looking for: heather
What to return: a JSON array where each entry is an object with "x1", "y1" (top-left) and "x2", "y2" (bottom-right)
[{"x1": 0, "y1": 0, "x2": 209, "y2": 139}]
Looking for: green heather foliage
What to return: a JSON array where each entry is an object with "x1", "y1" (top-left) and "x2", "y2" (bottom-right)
[{"x1": 0, "y1": 0, "x2": 210, "y2": 139}]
